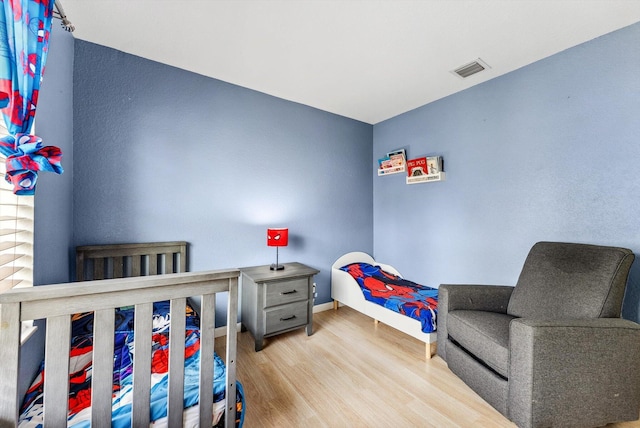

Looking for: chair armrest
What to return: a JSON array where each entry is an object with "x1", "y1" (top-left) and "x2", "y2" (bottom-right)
[
  {"x1": 439, "y1": 284, "x2": 514, "y2": 312},
  {"x1": 437, "y1": 284, "x2": 514, "y2": 361},
  {"x1": 509, "y1": 318, "x2": 640, "y2": 428}
]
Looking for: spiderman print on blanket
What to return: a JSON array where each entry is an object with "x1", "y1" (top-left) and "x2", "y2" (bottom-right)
[{"x1": 340, "y1": 262, "x2": 438, "y2": 333}]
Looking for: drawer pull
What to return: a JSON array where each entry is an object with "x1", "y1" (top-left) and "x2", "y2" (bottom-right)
[
  {"x1": 280, "y1": 290, "x2": 297, "y2": 295},
  {"x1": 280, "y1": 315, "x2": 297, "y2": 321}
]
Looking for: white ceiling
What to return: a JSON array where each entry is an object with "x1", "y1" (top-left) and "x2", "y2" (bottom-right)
[{"x1": 59, "y1": 0, "x2": 640, "y2": 124}]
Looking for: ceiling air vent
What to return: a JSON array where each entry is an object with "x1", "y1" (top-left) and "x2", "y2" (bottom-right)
[{"x1": 452, "y1": 58, "x2": 490, "y2": 79}]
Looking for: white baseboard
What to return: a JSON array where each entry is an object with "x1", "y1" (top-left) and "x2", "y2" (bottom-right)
[{"x1": 313, "y1": 301, "x2": 335, "y2": 313}]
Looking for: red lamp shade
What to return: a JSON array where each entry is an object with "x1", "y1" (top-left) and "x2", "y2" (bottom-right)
[{"x1": 267, "y1": 228, "x2": 288, "y2": 247}]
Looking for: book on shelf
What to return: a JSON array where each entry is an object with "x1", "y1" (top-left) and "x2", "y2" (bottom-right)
[
  {"x1": 426, "y1": 156, "x2": 443, "y2": 174},
  {"x1": 389, "y1": 153, "x2": 405, "y2": 167},
  {"x1": 387, "y1": 149, "x2": 406, "y2": 162},
  {"x1": 407, "y1": 156, "x2": 443, "y2": 176},
  {"x1": 378, "y1": 149, "x2": 406, "y2": 172},
  {"x1": 406, "y1": 155, "x2": 445, "y2": 184},
  {"x1": 406, "y1": 157, "x2": 428, "y2": 177},
  {"x1": 378, "y1": 155, "x2": 392, "y2": 169}
]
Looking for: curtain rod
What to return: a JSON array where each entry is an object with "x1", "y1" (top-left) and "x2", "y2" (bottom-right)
[{"x1": 53, "y1": 0, "x2": 74, "y2": 32}]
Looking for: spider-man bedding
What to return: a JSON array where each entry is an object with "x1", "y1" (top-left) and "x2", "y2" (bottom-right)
[
  {"x1": 340, "y1": 262, "x2": 438, "y2": 333},
  {"x1": 18, "y1": 301, "x2": 244, "y2": 428}
]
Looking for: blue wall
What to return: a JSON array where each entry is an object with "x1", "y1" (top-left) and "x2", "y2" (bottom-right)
[
  {"x1": 72, "y1": 41, "x2": 373, "y2": 324},
  {"x1": 373, "y1": 22, "x2": 640, "y2": 322},
  {"x1": 35, "y1": 25, "x2": 75, "y2": 285}
]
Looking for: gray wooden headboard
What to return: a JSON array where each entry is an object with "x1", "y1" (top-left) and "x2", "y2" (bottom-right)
[{"x1": 75, "y1": 241, "x2": 187, "y2": 281}]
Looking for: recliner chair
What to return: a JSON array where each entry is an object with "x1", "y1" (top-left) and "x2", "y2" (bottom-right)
[{"x1": 437, "y1": 241, "x2": 640, "y2": 428}]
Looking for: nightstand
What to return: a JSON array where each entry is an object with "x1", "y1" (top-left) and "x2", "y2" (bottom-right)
[{"x1": 240, "y1": 262, "x2": 319, "y2": 351}]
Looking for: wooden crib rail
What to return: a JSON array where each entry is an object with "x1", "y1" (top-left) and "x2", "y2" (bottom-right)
[
  {"x1": 76, "y1": 241, "x2": 187, "y2": 281},
  {"x1": 0, "y1": 269, "x2": 239, "y2": 428}
]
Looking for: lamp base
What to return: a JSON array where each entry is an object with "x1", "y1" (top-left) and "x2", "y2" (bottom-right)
[{"x1": 270, "y1": 263, "x2": 285, "y2": 271}]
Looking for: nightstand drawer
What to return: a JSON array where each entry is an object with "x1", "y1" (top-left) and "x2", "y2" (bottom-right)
[
  {"x1": 264, "y1": 278, "x2": 309, "y2": 307},
  {"x1": 265, "y1": 301, "x2": 308, "y2": 334}
]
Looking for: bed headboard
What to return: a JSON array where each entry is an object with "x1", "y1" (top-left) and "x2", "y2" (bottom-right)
[
  {"x1": 331, "y1": 251, "x2": 403, "y2": 277},
  {"x1": 76, "y1": 241, "x2": 187, "y2": 281}
]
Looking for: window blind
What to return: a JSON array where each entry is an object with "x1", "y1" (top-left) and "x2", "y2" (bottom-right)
[{"x1": 0, "y1": 123, "x2": 34, "y2": 294}]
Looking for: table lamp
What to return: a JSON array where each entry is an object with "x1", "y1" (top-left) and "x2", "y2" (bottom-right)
[{"x1": 267, "y1": 228, "x2": 288, "y2": 270}]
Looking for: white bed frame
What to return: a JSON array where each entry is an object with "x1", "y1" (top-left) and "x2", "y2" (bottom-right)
[
  {"x1": 331, "y1": 251, "x2": 437, "y2": 360},
  {"x1": 0, "y1": 242, "x2": 239, "y2": 428}
]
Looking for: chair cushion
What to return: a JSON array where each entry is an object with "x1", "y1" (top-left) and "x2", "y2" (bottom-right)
[
  {"x1": 446, "y1": 310, "x2": 515, "y2": 378},
  {"x1": 507, "y1": 242, "x2": 634, "y2": 319}
]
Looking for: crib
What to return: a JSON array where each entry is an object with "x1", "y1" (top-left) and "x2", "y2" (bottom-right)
[{"x1": 0, "y1": 241, "x2": 240, "y2": 427}]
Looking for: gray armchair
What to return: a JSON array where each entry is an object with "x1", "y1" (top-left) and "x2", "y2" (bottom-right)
[{"x1": 437, "y1": 241, "x2": 640, "y2": 428}]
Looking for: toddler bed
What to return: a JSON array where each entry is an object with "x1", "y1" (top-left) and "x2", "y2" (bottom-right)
[
  {"x1": 0, "y1": 241, "x2": 244, "y2": 427},
  {"x1": 331, "y1": 251, "x2": 438, "y2": 359}
]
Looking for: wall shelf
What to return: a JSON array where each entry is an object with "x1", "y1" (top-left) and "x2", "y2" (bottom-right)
[
  {"x1": 406, "y1": 172, "x2": 445, "y2": 184},
  {"x1": 378, "y1": 165, "x2": 406, "y2": 176}
]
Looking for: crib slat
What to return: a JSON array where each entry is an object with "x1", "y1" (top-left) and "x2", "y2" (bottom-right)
[
  {"x1": 199, "y1": 293, "x2": 216, "y2": 426},
  {"x1": 168, "y1": 298, "x2": 186, "y2": 427},
  {"x1": 92, "y1": 308, "x2": 115, "y2": 427},
  {"x1": 225, "y1": 278, "x2": 238, "y2": 428},
  {"x1": 93, "y1": 257, "x2": 105, "y2": 280},
  {"x1": 178, "y1": 246, "x2": 186, "y2": 273},
  {"x1": 0, "y1": 302, "x2": 21, "y2": 425},
  {"x1": 76, "y1": 252, "x2": 86, "y2": 281},
  {"x1": 132, "y1": 256, "x2": 141, "y2": 277},
  {"x1": 114, "y1": 256, "x2": 124, "y2": 278},
  {"x1": 44, "y1": 314, "x2": 71, "y2": 427},
  {"x1": 104, "y1": 257, "x2": 113, "y2": 279},
  {"x1": 164, "y1": 252, "x2": 174, "y2": 274},
  {"x1": 132, "y1": 302, "x2": 152, "y2": 426},
  {"x1": 149, "y1": 254, "x2": 158, "y2": 275}
]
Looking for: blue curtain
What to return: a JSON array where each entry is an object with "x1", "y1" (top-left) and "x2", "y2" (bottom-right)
[{"x1": 0, "y1": 0, "x2": 62, "y2": 195}]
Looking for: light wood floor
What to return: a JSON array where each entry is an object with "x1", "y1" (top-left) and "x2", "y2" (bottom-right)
[{"x1": 217, "y1": 306, "x2": 640, "y2": 428}]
